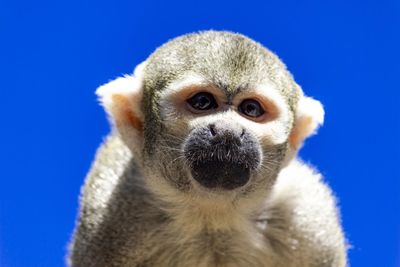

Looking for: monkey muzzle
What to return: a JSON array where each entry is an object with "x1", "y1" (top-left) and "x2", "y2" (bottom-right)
[{"x1": 184, "y1": 124, "x2": 261, "y2": 190}]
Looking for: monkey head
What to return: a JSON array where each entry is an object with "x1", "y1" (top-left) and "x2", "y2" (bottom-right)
[{"x1": 96, "y1": 31, "x2": 324, "y2": 211}]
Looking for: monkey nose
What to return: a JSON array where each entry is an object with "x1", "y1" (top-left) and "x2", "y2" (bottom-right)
[
  {"x1": 184, "y1": 124, "x2": 260, "y2": 190},
  {"x1": 207, "y1": 124, "x2": 244, "y2": 146}
]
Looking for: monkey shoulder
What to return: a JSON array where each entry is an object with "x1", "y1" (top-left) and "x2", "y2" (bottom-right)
[
  {"x1": 78, "y1": 133, "x2": 143, "y2": 226},
  {"x1": 69, "y1": 134, "x2": 168, "y2": 267},
  {"x1": 258, "y1": 159, "x2": 347, "y2": 267}
]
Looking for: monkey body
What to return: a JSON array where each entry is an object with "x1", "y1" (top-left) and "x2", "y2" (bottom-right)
[
  {"x1": 70, "y1": 135, "x2": 345, "y2": 267},
  {"x1": 69, "y1": 31, "x2": 347, "y2": 267}
]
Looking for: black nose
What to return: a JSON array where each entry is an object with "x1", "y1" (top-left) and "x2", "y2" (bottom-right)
[
  {"x1": 207, "y1": 123, "x2": 244, "y2": 145},
  {"x1": 184, "y1": 124, "x2": 260, "y2": 190}
]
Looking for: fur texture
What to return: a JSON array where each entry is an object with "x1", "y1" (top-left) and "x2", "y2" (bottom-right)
[{"x1": 69, "y1": 31, "x2": 347, "y2": 267}]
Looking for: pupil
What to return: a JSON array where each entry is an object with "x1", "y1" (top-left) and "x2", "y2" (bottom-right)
[
  {"x1": 198, "y1": 95, "x2": 210, "y2": 108},
  {"x1": 246, "y1": 104, "x2": 255, "y2": 113},
  {"x1": 246, "y1": 103, "x2": 257, "y2": 115}
]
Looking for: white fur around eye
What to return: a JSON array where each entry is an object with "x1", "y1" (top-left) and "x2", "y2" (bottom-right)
[
  {"x1": 159, "y1": 73, "x2": 208, "y2": 100},
  {"x1": 253, "y1": 82, "x2": 291, "y2": 123}
]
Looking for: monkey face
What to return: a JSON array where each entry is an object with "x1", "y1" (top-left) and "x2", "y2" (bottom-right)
[
  {"x1": 97, "y1": 31, "x2": 324, "y2": 205},
  {"x1": 151, "y1": 77, "x2": 295, "y2": 198}
]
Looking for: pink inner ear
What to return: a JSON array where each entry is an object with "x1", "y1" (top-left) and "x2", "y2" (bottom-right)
[
  {"x1": 288, "y1": 116, "x2": 313, "y2": 149},
  {"x1": 111, "y1": 94, "x2": 143, "y2": 132}
]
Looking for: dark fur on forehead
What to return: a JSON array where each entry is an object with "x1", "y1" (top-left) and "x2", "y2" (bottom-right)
[{"x1": 141, "y1": 31, "x2": 300, "y2": 154}]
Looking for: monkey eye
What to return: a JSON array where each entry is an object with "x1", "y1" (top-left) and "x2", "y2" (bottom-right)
[
  {"x1": 187, "y1": 92, "x2": 218, "y2": 111},
  {"x1": 239, "y1": 99, "x2": 265, "y2": 118}
]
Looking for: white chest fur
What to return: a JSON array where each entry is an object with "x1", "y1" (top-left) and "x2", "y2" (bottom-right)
[{"x1": 137, "y1": 212, "x2": 276, "y2": 267}]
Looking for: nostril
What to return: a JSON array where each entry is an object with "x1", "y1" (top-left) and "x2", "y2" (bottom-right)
[
  {"x1": 209, "y1": 124, "x2": 217, "y2": 136},
  {"x1": 240, "y1": 128, "x2": 246, "y2": 138}
]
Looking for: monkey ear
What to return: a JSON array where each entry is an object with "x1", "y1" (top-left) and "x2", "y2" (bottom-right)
[
  {"x1": 96, "y1": 62, "x2": 146, "y2": 150},
  {"x1": 288, "y1": 96, "x2": 325, "y2": 150}
]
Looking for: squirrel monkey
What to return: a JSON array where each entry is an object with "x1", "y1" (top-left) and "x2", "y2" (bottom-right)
[{"x1": 69, "y1": 31, "x2": 347, "y2": 267}]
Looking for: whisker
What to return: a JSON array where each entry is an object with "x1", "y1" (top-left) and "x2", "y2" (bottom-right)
[{"x1": 158, "y1": 145, "x2": 182, "y2": 152}]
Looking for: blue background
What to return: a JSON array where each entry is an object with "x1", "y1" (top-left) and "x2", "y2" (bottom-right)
[{"x1": 1, "y1": 0, "x2": 399, "y2": 266}]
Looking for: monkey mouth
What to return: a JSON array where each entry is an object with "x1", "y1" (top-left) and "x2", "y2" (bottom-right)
[{"x1": 190, "y1": 159, "x2": 250, "y2": 190}]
